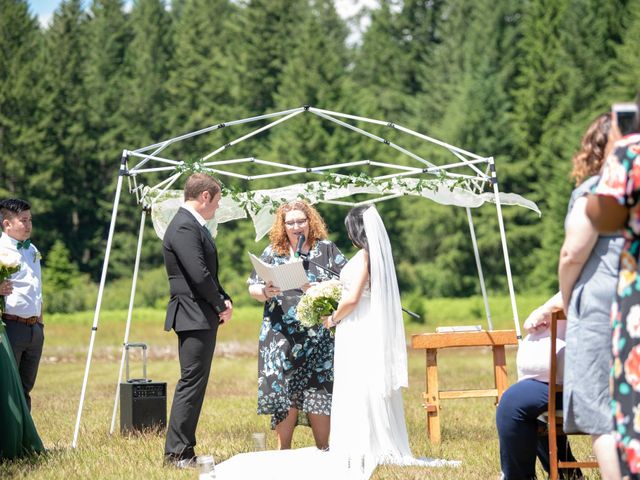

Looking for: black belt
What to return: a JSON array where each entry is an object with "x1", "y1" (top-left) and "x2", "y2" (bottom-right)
[{"x1": 2, "y1": 313, "x2": 42, "y2": 326}]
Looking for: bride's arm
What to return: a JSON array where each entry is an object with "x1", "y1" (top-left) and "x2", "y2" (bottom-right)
[{"x1": 322, "y1": 251, "x2": 369, "y2": 328}]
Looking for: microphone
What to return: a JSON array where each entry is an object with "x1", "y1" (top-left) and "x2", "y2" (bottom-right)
[{"x1": 294, "y1": 234, "x2": 306, "y2": 258}]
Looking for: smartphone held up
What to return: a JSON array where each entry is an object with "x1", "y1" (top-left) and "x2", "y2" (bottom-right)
[{"x1": 613, "y1": 102, "x2": 639, "y2": 136}]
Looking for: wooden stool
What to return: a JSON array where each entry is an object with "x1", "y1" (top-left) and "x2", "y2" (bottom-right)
[{"x1": 411, "y1": 329, "x2": 518, "y2": 443}]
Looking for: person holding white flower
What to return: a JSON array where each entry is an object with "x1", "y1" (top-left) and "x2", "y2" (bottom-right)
[
  {"x1": 0, "y1": 198, "x2": 44, "y2": 411},
  {"x1": 321, "y1": 205, "x2": 417, "y2": 467},
  {"x1": 247, "y1": 200, "x2": 346, "y2": 451}
]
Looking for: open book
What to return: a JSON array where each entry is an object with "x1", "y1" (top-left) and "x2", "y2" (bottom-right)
[{"x1": 248, "y1": 253, "x2": 309, "y2": 291}]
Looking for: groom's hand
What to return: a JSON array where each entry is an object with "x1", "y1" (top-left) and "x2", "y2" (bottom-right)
[{"x1": 219, "y1": 300, "x2": 233, "y2": 325}]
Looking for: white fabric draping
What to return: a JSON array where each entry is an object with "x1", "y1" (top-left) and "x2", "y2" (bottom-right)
[{"x1": 148, "y1": 179, "x2": 540, "y2": 241}]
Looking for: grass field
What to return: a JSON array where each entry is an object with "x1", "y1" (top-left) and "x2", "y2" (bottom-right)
[{"x1": 0, "y1": 296, "x2": 600, "y2": 479}]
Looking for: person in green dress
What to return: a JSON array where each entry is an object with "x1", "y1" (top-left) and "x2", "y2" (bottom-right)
[{"x1": 0, "y1": 321, "x2": 44, "y2": 460}]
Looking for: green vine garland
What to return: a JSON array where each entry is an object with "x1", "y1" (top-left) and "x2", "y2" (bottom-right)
[{"x1": 169, "y1": 159, "x2": 470, "y2": 214}]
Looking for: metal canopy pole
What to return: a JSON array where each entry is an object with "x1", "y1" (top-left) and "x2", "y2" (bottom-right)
[
  {"x1": 466, "y1": 207, "x2": 493, "y2": 330},
  {"x1": 489, "y1": 158, "x2": 522, "y2": 340},
  {"x1": 72, "y1": 155, "x2": 127, "y2": 448},
  {"x1": 109, "y1": 207, "x2": 148, "y2": 435}
]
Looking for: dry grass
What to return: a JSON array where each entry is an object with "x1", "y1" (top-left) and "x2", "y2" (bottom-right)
[{"x1": 0, "y1": 303, "x2": 600, "y2": 479}]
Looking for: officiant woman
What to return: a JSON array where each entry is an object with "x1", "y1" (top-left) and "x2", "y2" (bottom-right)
[{"x1": 247, "y1": 200, "x2": 346, "y2": 450}]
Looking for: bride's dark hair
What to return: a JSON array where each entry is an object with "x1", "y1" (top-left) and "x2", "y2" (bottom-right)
[{"x1": 344, "y1": 205, "x2": 370, "y2": 252}]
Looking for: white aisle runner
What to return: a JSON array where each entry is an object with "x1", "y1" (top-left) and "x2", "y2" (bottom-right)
[{"x1": 215, "y1": 447, "x2": 460, "y2": 480}]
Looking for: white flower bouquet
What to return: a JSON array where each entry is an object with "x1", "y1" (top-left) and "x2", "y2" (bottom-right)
[
  {"x1": 0, "y1": 247, "x2": 21, "y2": 313},
  {"x1": 297, "y1": 279, "x2": 342, "y2": 332}
]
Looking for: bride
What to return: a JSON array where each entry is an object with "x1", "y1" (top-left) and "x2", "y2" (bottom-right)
[{"x1": 322, "y1": 205, "x2": 413, "y2": 465}]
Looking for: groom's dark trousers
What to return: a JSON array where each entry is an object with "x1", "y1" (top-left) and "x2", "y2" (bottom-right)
[
  {"x1": 165, "y1": 329, "x2": 216, "y2": 456},
  {"x1": 162, "y1": 207, "x2": 231, "y2": 459}
]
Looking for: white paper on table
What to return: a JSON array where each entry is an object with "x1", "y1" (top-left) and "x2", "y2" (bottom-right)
[{"x1": 248, "y1": 252, "x2": 308, "y2": 291}]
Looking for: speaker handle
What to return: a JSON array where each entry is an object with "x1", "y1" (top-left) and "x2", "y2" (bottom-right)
[{"x1": 124, "y1": 343, "x2": 148, "y2": 382}]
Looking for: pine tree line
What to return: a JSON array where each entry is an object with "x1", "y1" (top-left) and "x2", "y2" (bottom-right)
[{"x1": 1, "y1": 0, "x2": 639, "y2": 306}]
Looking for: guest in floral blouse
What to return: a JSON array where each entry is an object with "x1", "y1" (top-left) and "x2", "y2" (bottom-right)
[
  {"x1": 247, "y1": 201, "x2": 346, "y2": 450},
  {"x1": 586, "y1": 96, "x2": 640, "y2": 479}
]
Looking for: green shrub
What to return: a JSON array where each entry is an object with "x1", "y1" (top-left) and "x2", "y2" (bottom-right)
[
  {"x1": 42, "y1": 241, "x2": 97, "y2": 313},
  {"x1": 43, "y1": 272, "x2": 95, "y2": 314}
]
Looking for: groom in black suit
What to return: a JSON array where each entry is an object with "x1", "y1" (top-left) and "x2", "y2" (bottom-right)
[{"x1": 162, "y1": 173, "x2": 233, "y2": 468}]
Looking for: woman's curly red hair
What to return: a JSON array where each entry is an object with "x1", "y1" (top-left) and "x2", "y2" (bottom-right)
[
  {"x1": 269, "y1": 200, "x2": 328, "y2": 256},
  {"x1": 571, "y1": 113, "x2": 612, "y2": 185}
]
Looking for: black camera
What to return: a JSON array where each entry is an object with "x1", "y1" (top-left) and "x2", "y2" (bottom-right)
[{"x1": 613, "y1": 103, "x2": 639, "y2": 136}]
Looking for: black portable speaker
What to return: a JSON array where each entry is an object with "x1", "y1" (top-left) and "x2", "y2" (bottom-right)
[
  {"x1": 120, "y1": 381, "x2": 167, "y2": 433},
  {"x1": 119, "y1": 343, "x2": 167, "y2": 434}
]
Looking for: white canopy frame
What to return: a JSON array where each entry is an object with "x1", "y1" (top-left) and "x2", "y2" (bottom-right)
[{"x1": 72, "y1": 106, "x2": 533, "y2": 447}]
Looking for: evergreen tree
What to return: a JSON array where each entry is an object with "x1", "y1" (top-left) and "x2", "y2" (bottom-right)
[
  {"x1": 164, "y1": 0, "x2": 236, "y2": 161},
  {"x1": 395, "y1": 0, "x2": 447, "y2": 97},
  {"x1": 269, "y1": 0, "x2": 350, "y2": 169},
  {"x1": 0, "y1": 0, "x2": 43, "y2": 198},
  {"x1": 121, "y1": 0, "x2": 173, "y2": 147},
  {"x1": 266, "y1": 0, "x2": 352, "y2": 232},
  {"x1": 610, "y1": 2, "x2": 640, "y2": 101},
  {"x1": 43, "y1": 239, "x2": 80, "y2": 290},
  {"x1": 118, "y1": 0, "x2": 174, "y2": 271},
  {"x1": 344, "y1": 0, "x2": 416, "y2": 187},
  {"x1": 2, "y1": 0, "x2": 637, "y2": 299},
  {"x1": 231, "y1": 0, "x2": 307, "y2": 117},
  {"x1": 437, "y1": 0, "x2": 534, "y2": 295},
  {"x1": 81, "y1": 0, "x2": 131, "y2": 275},
  {"x1": 391, "y1": 0, "x2": 533, "y2": 297},
  {"x1": 351, "y1": 0, "x2": 407, "y2": 120},
  {"x1": 517, "y1": 0, "x2": 629, "y2": 289},
  {"x1": 42, "y1": 239, "x2": 93, "y2": 313},
  {"x1": 557, "y1": 0, "x2": 629, "y2": 112},
  {"x1": 38, "y1": 0, "x2": 92, "y2": 264},
  {"x1": 508, "y1": 0, "x2": 573, "y2": 185},
  {"x1": 506, "y1": 0, "x2": 573, "y2": 290},
  {"x1": 85, "y1": 0, "x2": 130, "y2": 150},
  {"x1": 411, "y1": 0, "x2": 475, "y2": 141}
]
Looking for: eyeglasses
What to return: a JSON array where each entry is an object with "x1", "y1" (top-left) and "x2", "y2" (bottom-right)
[{"x1": 284, "y1": 218, "x2": 308, "y2": 227}]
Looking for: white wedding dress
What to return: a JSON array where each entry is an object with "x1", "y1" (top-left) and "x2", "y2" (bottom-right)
[
  {"x1": 216, "y1": 208, "x2": 459, "y2": 479},
  {"x1": 330, "y1": 250, "x2": 414, "y2": 465}
]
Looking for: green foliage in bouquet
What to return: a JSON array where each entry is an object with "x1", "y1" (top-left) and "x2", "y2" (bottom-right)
[{"x1": 297, "y1": 279, "x2": 342, "y2": 329}]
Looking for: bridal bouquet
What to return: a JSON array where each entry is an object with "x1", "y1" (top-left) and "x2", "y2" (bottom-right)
[
  {"x1": 297, "y1": 279, "x2": 342, "y2": 332},
  {"x1": 0, "y1": 248, "x2": 21, "y2": 313}
]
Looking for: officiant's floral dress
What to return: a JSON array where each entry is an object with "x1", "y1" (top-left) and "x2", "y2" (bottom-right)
[
  {"x1": 593, "y1": 134, "x2": 640, "y2": 477},
  {"x1": 248, "y1": 240, "x2": 346, "y2": 428}
]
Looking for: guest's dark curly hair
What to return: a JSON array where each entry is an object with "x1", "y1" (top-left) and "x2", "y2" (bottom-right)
[
  {"x1": 269, "y1": 200, "x2": 328, "y2": 256},
  {"x1": 571, "y1": 113, "x2": 612, "y2": 185}
]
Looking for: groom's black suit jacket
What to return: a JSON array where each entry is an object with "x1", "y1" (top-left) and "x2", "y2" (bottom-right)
[{"x1": 163, "y1": 207, "x2": 231, "y2": 332}]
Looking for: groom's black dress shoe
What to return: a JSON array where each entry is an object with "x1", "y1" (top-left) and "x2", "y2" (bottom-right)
[{"x1": 163, "y1": 453, "x2": 198, "y2": 469}]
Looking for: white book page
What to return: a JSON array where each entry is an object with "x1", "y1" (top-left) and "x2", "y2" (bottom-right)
[{"x1": 248, "y1": 253, "x2": 308, "y2": 291}]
